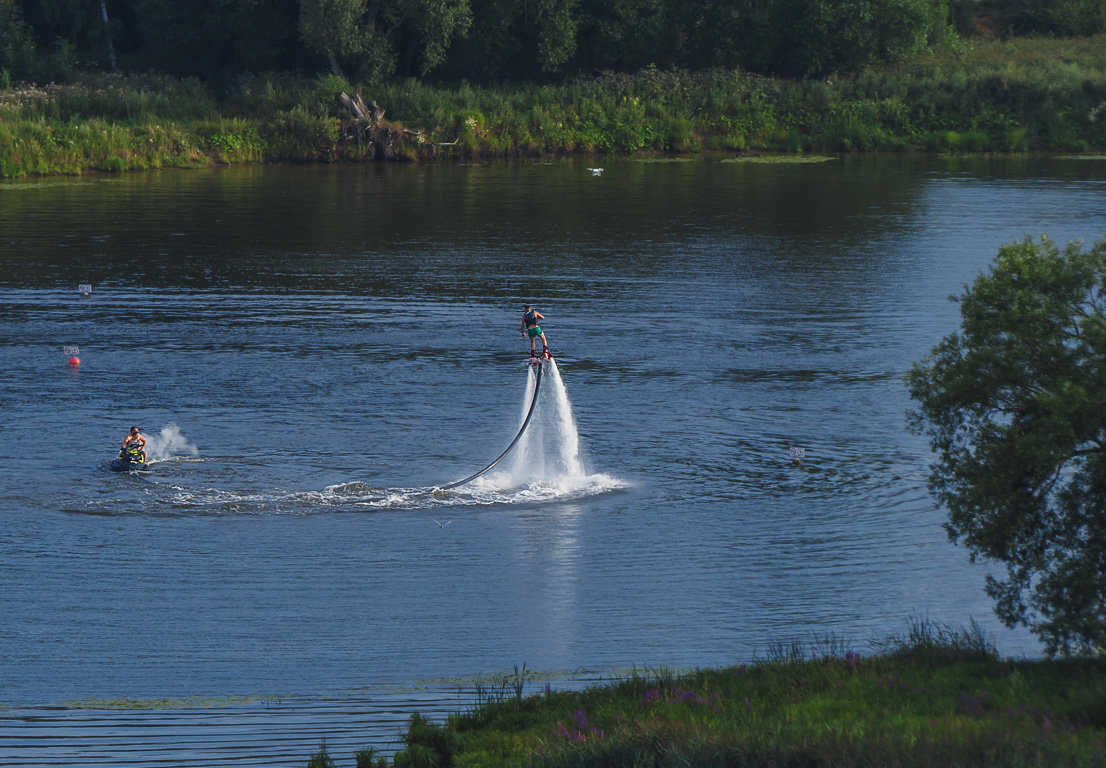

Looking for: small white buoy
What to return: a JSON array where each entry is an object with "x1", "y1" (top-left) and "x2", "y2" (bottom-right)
[{"x1": 587, "y1": 168, "x2": 603, "y2": 176}]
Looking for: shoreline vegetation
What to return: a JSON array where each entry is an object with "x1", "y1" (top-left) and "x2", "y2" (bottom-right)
[
  {"x1": 315, "y1": 622, "x2": 1105, "y2": 768},
  {"x1": 2, "y1": 36, "x2": 1105, "y2": 179}
]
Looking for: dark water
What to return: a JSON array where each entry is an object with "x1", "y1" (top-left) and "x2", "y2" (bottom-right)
[{"x1": 1, "y1": 155, "x2": 1104, "y2": 766}]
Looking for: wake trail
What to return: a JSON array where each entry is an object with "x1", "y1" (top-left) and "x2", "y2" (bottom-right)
[{"x1": 103, "y1": 362, "x2": 625, "y2": 516}]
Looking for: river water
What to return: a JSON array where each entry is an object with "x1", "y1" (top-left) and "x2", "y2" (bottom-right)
[{"x1": 1, "y1": 155, "x2": 1104, "y2": 766}]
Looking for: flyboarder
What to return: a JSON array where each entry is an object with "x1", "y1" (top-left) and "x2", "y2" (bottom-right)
[{"x1": 521, "y1": 304, "x2": 550, "y2": 359}]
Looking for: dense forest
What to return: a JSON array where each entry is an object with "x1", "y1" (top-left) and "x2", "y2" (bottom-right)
[{"x1": 3, "y1": 0, "x2": 1106, "y2": 86}]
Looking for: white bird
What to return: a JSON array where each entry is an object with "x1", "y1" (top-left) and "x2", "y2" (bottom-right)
[
  {"x1": 587, "y1": 168, "x2": 603, "y2": 176},
  {"x1": 433, "y1": 519, "x2": 452, "y2": 528}
]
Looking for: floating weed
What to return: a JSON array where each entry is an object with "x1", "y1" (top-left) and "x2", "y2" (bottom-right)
[{"x1": 721, "y1": 154, "x2": 837, "y2": 163}]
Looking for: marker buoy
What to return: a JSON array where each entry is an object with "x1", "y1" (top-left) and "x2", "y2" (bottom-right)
[{"x1": 68, "y1": 356, "x2": 80, "y2": 366}]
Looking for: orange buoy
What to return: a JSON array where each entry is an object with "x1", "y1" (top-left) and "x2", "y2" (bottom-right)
[{"x1": 68, "y1": 356, "x2": 80, "y2": 366}]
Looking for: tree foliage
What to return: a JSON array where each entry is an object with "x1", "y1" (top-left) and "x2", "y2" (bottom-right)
[
  {"x1": 2, "y1": 0, "x2": 955, "y2": 84},
  {"x1": 0, "y1": 0, "x2": 37, "y2": 79},
  {"x1": 973, "y1": 0, "x2": 1106, "y2": 37},
  {"x1": 908, "y1": 236, "x2": 1106, "y2": 656},
  {"x1": 298, "y1": 0, "x2": 472, "y2": 81},
  {"x1": 2, "y1": 0, "x2": 1103, "y2": 87}
]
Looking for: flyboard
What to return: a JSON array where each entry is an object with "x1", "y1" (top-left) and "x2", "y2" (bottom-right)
[{"x1": 437, "y1": 352, "x2": 548, "y2": 490}]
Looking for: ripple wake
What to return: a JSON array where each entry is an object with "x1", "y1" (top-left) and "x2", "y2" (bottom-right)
[{"x1": 87, "y1": 361, "x2": 625, "y2": 516}]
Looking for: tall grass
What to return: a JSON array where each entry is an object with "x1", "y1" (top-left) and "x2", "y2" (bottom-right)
[{"x1": 373, "y1": 624, "x2": 1105, "y2": 768}]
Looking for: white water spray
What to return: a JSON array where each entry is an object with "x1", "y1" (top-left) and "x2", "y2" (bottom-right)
[
  {"x1": 548, "y1": 359, "x2": 585, "y2": 478},
  {"x1": 497, "y1": 360, "x2": 589, "y2": 488},
  {"x1": 505, "y1": 365, "x2": 540, "y2": 479},
  {"x1": 145, "y1": 423, "x2": 200, "y2": 462}
]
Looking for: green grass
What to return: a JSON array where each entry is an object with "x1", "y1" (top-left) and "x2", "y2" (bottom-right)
[
  {"x1": 1, "y1": 35, "x2": 1105, "y2": 177},
  {"x1": 338, "y1": 622, "x2": 1106, "y2": 768}
]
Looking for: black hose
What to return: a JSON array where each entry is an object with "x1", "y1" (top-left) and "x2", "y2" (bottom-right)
[{"x1": 438, "y1": 362, "x2": 544, "y2": 490}]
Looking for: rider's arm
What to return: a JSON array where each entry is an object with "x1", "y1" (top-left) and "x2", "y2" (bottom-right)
[{"x1": 535, "y1": 311, "x2": 545, "y2": 320}]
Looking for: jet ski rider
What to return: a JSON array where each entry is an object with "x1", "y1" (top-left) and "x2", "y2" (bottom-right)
[
  {"x1": 122, "y1": 426, "x2": 147, "y2": 462},
  {"x1": 521, "y1": 304, "x2": 550, "y2": 359}
]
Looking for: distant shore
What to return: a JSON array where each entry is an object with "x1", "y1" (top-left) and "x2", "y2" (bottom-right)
[{"x1": 2, "y1": 36, "x2": 1104, "y2": 179}]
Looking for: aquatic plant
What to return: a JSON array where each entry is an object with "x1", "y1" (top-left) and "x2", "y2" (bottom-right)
[{"x1": 306, "y1": 740, "x2": 336, "y2": 768}]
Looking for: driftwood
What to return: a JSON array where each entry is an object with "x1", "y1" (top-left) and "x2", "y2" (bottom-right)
[
  {"x1": 338, "y1": 91, "x2": 386, "y2": 122},
  {"x1": 336, "y1": 90, "x2": 459, "y2": 157}
]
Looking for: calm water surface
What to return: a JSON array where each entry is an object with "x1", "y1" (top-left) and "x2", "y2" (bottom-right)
[{"x1": 1, "y1": 155, "x2": 1104, "y2": 765}]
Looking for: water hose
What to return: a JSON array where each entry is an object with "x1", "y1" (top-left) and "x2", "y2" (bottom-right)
[{"x1": 439, "y1": 362, "x2": 544, "y2": 490}]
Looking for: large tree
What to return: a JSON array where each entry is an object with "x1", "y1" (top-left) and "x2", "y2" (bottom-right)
[
  {"x1": 907, "y1": 236, "x2": 1106, "y2": 655},
  {"x1": 298, "y1": 0, "x2": 472, "y2": 81}
]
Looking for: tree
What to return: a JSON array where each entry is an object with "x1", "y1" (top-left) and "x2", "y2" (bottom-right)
[
  {"x1": 127, "y1": 0, "x2": 304, "y2": 80},
  {"x1": 442, "y1": 0, "x2": 580, "y2": 81},
  {"x1": 298, "y1": 0, "x2": 472, "y2": 81},
  {"x1": 772, "y1": 0, "x2": 945, "y2": 77},
  {"x1": 984, "y1": 0, "x2": 1106, "y2": 37},
  {"x1": 0, "y1": 0, "x2": 38, "y2": 80},
  {"x1": 907, "y1": 235, "x2": 1106, "y2": 656}
]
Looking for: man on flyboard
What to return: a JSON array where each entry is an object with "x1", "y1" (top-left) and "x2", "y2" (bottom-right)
[{"x1": 521, "y1": 304, "x2": 551, "y2": 361}]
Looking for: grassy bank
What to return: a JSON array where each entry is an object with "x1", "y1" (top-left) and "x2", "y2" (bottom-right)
[
  {"x1": 2, "y1": 36, "x2": 1105, "y2": 178},
  {"x1": 312, "y1": 623, "x2": 1105, "y2": 768}
]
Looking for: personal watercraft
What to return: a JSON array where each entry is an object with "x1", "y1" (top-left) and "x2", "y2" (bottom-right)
[{"x1": 110, "y1": 444, "x2": 150, "y2": 472}]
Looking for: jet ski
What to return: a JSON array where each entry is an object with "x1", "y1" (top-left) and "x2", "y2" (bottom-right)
[{"x1": 110, "y1": 444, "x2": 150, "y2": 472}]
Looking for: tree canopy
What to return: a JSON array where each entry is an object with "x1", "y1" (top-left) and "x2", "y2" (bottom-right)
[
  {"x1": 908, "y1": 236, "x2": 1106, "y2": 656},
  {"x1": 14, "y1": 0, "x2": 1102, "y2": 85}
]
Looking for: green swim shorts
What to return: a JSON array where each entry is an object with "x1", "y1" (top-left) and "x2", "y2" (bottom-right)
[{"x1": 527, "y1": 325, "x2": 543, "y2": 339}]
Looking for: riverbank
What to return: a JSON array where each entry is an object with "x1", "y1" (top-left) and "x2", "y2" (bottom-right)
[
  {"x1": 324, "y1": 624, "x2": 1105, "y2": 768},
  {"x1": 2, "y1": 35, "x2": 1104, "y2": 178}
]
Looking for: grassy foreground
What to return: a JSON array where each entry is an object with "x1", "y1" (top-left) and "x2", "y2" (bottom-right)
[
  {"x1": 2, "y1": 36, "x2": 1105, "y2": 178},
  {"x1": 312, "y1": 623, "x2": 1106, "y2": 768}
]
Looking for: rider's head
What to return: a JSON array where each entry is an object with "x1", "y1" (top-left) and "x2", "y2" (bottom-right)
[
  {"x1": 524, "y1": 304, "x2": 531, "y2": 311},
  {"x1": 130, "y1": 426, "x2": 140, "y2": 435}
]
